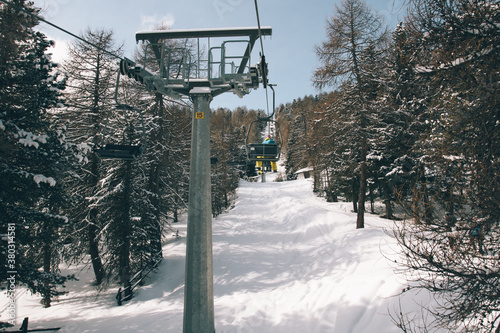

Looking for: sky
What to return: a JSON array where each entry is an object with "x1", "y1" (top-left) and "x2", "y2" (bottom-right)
[{"x1": 32, "y1": 0, "x2": 407, "y2": 111}]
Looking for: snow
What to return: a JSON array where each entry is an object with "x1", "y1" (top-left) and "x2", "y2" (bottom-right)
[
  {"x1": 33, "y1": 174, "x2": 56, "y2": 187},
  {"x1": 443, "y1": 155, "x2": 464, "y2": 161},
  {"x1": 190, "y1": 86, "x2": 212, "y2": 94},
  {"x1": 16, "y1": 129, "x2": 48, "y2": 149},
  {"x1": 295, "y1": 166, "x2": 313, "y2": 174},
  {"x1": 3, "y1": 174, "x2": 432, "y2": 332}
]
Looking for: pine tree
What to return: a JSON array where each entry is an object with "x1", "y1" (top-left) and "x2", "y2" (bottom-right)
[
  {"x1": 61, "y1": 28, "x2": 122, "y2": 285},
  {"x1": 0, "y1": 0, "x2": 76, "y2": 307}
]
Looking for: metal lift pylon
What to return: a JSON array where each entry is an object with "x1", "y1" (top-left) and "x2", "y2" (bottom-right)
[{"x1": 134, "y1": 26, "x2": 271, "y2": 333}]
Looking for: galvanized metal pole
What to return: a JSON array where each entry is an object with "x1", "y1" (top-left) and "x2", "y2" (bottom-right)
[{"x1": 183, "y1": 90, "x2": 215, "y2": 333}]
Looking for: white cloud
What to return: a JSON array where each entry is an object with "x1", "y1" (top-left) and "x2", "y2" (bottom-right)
[{"x1": 139, "y1": 14, "x2": 175, "y2": 31}]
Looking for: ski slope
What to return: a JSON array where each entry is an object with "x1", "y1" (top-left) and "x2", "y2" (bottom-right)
[{"x1": 6, "y1": 174, "x2": 416, "y2": 332}]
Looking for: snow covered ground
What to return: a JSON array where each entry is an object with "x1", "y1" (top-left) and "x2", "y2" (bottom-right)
[{"x1": 3, "y1": 174, "x2": 430, "y2": 332}]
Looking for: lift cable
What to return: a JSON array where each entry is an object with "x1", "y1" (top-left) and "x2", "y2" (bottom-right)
[
  {"x1": 0, "y1": 0, "x2": 123, "y2": 61},
  {"x1": 253, "y1": 0, "x2": 271, "y2": 120},
  {"x1": 1, "y1": 1, "x2": 192, "y2": 105},
  {"x1": 253, "y1": 0, "x2": 265, "y2": 56}
]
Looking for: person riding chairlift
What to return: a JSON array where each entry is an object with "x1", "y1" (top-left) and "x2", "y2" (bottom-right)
[
  {"x1": 256, "y1": 135, "x2": 278, "y2": 173},
  {"x1": 263, "y1": 135, "x2": 276, "y2": 144}
]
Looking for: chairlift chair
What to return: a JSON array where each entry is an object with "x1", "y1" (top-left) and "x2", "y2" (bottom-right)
[
  {"x1": 95, "y1": 144, "x2": 144, "y2": 160},
  {"x1": 245, "y1": 83, "x2": 281, "y2": 163},
  {"x1": 245, "y1": 118, "x2": 282, "y2": 162},
  {"x1": 95, "y1": 69, "x2": 146, "y2": 160}
]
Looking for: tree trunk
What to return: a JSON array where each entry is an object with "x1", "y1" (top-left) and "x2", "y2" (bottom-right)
[
  {"x1": 313, "y1": 168, "x2": 321, "y2": 193},
  {"x1": 352, "y1": 177, "x2": 358, "y2": 213},
  {"x1": 149, "y1": 163, "x2": 163, "y2": 259},
  {"x1": 88, "y1": 220, "x2": 104, "y2": 285},
  {"x1": 423, "y1": 180, "x2": 433, "y2": 224},
  {"x1": 369, "y1": 183, "x2": 375, "y2": 214},
  {"x1": 88, "y1": 154, "x2": 105, "y2": 285},
  {"x1": 383, "y1": 182, "x2": 394, "y2": 219},
  {"x1": 174, "y1": 200, "x2": 179, "y2": 222},
  {"x1": 87, "y1": 50, "x2": 106, "y2": 285},
  {"x1": 357, "y1": 164, "x2": 367, "y2": 229},
  {"x1": 42, "y1": 237, "x2": 52, "y2": 308},
  {"x1": 385, "y1": 199, "x2": 393, "y2": 220},
  {"x1": 149, "y1": 93, "x2": 164, "y2": 259},
  {"x1": 357, "y1": 137, "x2": 367, "y2": 229},
  {"x1": 119, "y1": 161, "x2": 132, "y2": 293}
]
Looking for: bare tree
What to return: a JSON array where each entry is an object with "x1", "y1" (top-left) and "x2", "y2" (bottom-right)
[
  {"x1": 313, "y1": 0, "x2": 386, "y2": 89},
  {"x1": 62, "y1": 28, "x2": 123, "y2": 285},
  {"x1": 313, "y1": 0, "x2": 387, "y2": 228}
]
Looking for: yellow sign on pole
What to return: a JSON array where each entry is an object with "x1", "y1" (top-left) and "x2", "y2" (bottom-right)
[{"x1": 195, "y1": 112, "x2": 204, "y2": 119}]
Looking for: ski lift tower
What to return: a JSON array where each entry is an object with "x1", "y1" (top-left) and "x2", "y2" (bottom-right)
[{"x1": 132, "y1": 26, "x2": 271, "y2": 333}]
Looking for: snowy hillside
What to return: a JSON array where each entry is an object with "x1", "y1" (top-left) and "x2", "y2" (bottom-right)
[{"x1": 5, "y1": 174, "x2": 427, "y2": 332}]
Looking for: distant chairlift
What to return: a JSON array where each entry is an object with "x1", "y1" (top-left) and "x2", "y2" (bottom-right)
[
  {"x1": 245, "y1": 83, "x2": 281, "y2": 163},
  {"x1": 95, "y1": 68, "x2": 146, "y2": 160}
]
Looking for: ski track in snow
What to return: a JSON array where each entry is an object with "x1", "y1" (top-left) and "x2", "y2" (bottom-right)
[{"x1": 4, "y1": 174, "x2": 413, "y2": 333}]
